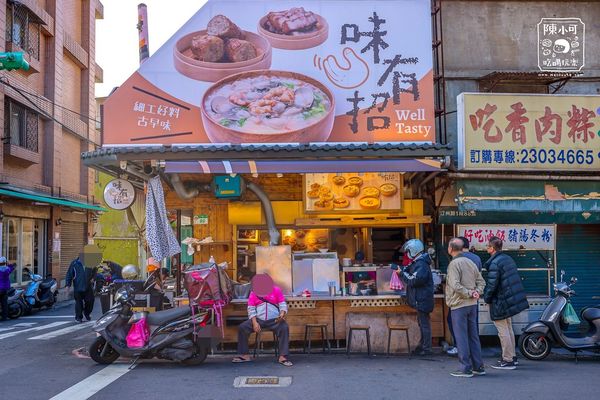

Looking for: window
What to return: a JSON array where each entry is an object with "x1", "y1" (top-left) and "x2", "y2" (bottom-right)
[
  {"x1": 4, "y1": 99, "x2": 39, "y2": 152},
  {"x1": 5, "y1": 2, "x2": 41, "y2": 60},
  {"x1": 2, "y1": 217, "x2": 47, "y2": 286}
]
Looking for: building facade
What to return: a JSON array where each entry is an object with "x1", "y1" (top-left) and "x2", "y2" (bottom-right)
[
  {"x1": 0, "y1": 0, "x2": 104, "y2": 290},
  {"x1": 435, "y1": 0, "x2": 600, "y2": 316}
]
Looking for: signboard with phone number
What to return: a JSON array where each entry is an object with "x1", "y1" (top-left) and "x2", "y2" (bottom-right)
[{"x1": 458, "y1": 93, "x2": 600, "y2": 171}]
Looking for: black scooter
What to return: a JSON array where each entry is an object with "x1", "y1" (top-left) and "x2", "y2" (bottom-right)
[
  {"x1": 519, "y1": 270, "x2": 600, "y2": 360},
  {"x1": 89, "y1": 285, "x2": 220, "y2": 366},
  {"x1": 2, "y1": 287, "x2": 27, "y2": 319}
]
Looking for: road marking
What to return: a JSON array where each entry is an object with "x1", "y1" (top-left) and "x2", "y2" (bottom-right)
[
  {"x1": 20, "y1": 315, "x2": 75, "y2": 319},
  {"x1": 0, "y1": 321, "x2": 70, "y2": 340},
  {"x1": 49, "y1": 363, "x2": 135, "y2": 400},
  {"x1": 13, "y1": 322, "x2": 38, "y2": 327},
  {"x1": 0, "y1": 322, "x2": 37, "y2": 332},
  {"x1": 29, "y1": 322, "x2": 94, "y2": 340}
]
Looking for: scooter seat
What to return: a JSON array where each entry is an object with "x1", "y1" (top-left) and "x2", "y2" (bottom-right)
[
  {"x1": 582, "y1": 307, "x2": 600, "y2": 322},
  {"x1": 146, "y1": 306, "x2": 191, "y2": 326},
  {"x1": 40, "y1": 280, "x2": 54, "y2": 289}
]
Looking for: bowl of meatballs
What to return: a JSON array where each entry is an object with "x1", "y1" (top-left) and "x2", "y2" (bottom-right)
[{"x1": 174, "y1": 15, "x2": 272, "y2": 82}]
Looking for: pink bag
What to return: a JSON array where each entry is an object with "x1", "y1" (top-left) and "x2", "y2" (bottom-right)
[
  {"x1": 126, "y1": 318, "x2": 150, "y2": 348},
  {"x1": 390, "y1": 270, "x2": 404, "y2": 291}
]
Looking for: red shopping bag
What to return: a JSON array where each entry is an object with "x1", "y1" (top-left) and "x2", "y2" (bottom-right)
[{"x1": 390, "y1": 270, "x2": 404, "y2": 291}]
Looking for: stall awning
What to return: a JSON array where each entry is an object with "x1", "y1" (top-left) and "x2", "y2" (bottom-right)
[
  {"x1": 0, "y1": 187, "x2": 107, "y2": 212},
  {"x1": 164, "y1": 159, "x2": 442, "y2": 174},
  {"x1": 456, "y1": 180, "x2": 600, "y2": 217}
]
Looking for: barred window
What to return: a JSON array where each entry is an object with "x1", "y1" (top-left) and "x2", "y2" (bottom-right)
[
  {"x1": 4, "y1": 99, "x2": 39, "y2": 153},
  {"x1": 6, "y1": 2, "x2": 41, "y2": 60}
]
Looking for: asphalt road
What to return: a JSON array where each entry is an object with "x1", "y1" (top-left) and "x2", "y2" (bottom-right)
[{"x1": 1, "y1": 301, "x2": 598, "y2": 400}]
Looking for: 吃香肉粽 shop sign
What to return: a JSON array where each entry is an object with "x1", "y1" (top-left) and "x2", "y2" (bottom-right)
[
  {"x1": 457, "y1": 93, "x2": 600, "y2": 172},
  {"x1": 102, "y1": 0, "x2": 434, "y2": 146}
]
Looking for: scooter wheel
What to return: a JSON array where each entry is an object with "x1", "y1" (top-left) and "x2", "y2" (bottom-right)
[
  {"x1": 8, "y1": 303, "x2": 23, "y2": 319},
  {"x1": 181, "y1": 345, "x2": 209, "y2": 366},
  {"x1": 518, "y1": 333, "x2": 552, "y2": 361},
  {"x1": 89, "y1": 336, "x2": 120, "y2": 365}
]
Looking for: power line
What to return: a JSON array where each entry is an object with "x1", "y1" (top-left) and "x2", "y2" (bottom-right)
[
  {"x1": 0, "y1": 75, "x2": 102, "y2": 124},
  {"x1": 0, "y1": 77, "x2": 100, "y2": 147}
]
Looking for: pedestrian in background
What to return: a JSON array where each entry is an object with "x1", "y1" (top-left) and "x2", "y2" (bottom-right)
[
  {"x1": 446, "y1": 238, "x2": 486, "y2": 378},
  {"x1": 66, "y1": 245, "x2": 102, "y2": 323},
  {"x1": 0, "y1": 257, "x2": 15, "y2": 321},
  {"x1": 397, "y1": 239, "x2": 434, "y2": 356},
  {"x1": 484, "y1": 236, "x2": 529, "y2": 370},
  {"x1": 446, "y1": 237, "x2": 482, "y2": 356}
]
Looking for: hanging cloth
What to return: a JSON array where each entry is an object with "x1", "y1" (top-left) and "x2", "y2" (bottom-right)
[{"x1": 145, "y1": 176, "x2": 181, "y2": 261}]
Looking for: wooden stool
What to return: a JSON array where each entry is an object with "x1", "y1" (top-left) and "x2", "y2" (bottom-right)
[
  {"x1": 254, "y1": 329, "x2": 279, "y2": 358},
  {"x1": 304, "y1": 324, "x2": 331, "y2": 354},
  {"x1": 386, "y1": 315, "x2": 411, "y2": 356},
  {"x1": 347, "y1": 325, "x2": 371, "y2": 356}
]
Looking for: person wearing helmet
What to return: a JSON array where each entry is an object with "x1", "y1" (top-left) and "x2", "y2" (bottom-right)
[{"x1": 393, "y1": 238, "x2": 434, "y2": 356}]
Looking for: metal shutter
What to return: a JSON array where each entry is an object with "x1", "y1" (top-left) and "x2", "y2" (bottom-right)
[
  {"x1": 556, "y1": 225, "x2": 600, "y2": 314},
  {"x1": 60, "y1": 222, "x2": 86, "y2": 277}
]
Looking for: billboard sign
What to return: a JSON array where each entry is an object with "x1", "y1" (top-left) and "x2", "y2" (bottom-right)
[{"x1": 103, "y1": 0, "x2": 434, "y2": 146}]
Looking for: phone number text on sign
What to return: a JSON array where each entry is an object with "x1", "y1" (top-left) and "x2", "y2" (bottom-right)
[{"x1": 469, "y1": 148, "x2": 600, "y2": 166}]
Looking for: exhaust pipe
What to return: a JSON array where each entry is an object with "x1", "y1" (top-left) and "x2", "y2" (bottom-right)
[
  {"x1": 165, "y1": 174, "x2": 279, "y2": 246},
  {"x1": 167, "y1": 173, "x2": 211, "y2": 200},
  {"x1": 245, "y1": 181, "x2": 280, "y2": 246}
]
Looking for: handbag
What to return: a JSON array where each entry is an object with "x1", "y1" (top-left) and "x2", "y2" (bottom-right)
[
  {"x1": 126, "y1": 318, "x2": 150, "y2": 348},
  {"x1": 389, "y1": 270, "x2": 404, "y2": 291}
]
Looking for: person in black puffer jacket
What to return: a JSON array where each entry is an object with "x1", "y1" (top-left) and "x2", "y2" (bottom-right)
[
  {"x1": 395, "y1": 239, "x2": 434, "y2": 356},
  {"x1": 484, "y1": 236, "x2": 529, "y2": 370}
]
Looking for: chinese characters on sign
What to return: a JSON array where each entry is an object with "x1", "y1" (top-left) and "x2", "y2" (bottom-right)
[
  {"x1": 458, "y1": 93, "x2": 600, "y2": 171},
  {"x1": 103, "y1": 179, "x2": 136, "y2": 210},
  {"x1": 538, "y1": 18, "x2": 585, "y2": 72},
  {"x1": 341, "y1": 13, "x2": 429, "y2": 136},
  {"x1": 133, "y1": 101, "x2": 181, "y2": 132},
  {"x1": 457, "y1": 225, "x2": 555, "y2": 251}
]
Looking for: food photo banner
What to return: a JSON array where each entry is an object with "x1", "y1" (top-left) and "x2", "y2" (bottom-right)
[
  {"x1": 457, "y1": 224, "x2": 556, "y2": 251},
  {"x1": 304, "y1": 172, "x2": 403, "y2": 212},
  {"x1": 458, "y1": 93, "x2": 600, "y2": 171},
  {"x1": 103, "y1": 0, "x2": 434, "y2": 145}
]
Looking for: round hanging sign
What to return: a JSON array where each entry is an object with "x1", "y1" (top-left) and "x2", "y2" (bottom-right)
[{"x1": 103, "y1": 179, "x2": 136, "y2": 210}]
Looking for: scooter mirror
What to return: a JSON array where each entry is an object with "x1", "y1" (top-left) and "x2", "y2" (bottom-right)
[{"x1": 570, "y1": 277, "x2": 578, "y2": 284}]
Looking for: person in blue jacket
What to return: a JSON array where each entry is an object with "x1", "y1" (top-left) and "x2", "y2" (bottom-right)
[
  {"x1": 0, "y1": 257, "x2": 16, "y2": 321},
  {"x1": 66, "y1": 245, "x2": 102, "y2": 322},
  {"x1": 393, "y1": 239, "x2": 434, "y2": 356}
]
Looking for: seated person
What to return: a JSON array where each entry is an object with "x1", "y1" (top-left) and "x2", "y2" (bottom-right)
[{"x1": 232, "y1": 273, "x2": 292, "y2": 366}]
